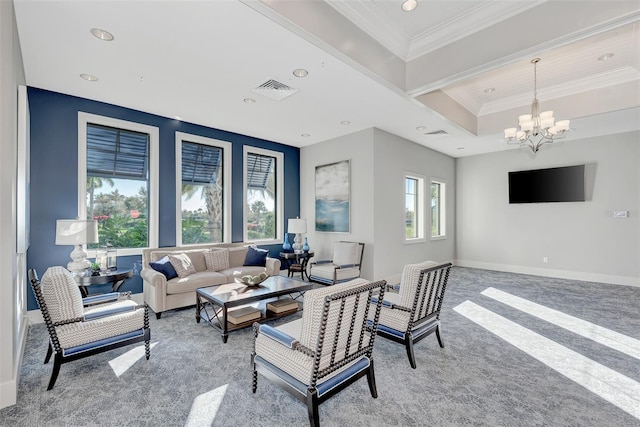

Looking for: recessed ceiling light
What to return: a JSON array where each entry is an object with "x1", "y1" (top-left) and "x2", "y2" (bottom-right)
[
  {"x1": 598, "y1": 53, "x2": 614, "y2": 61},
  {"x1": 243, "y1": 98, "x2": 256, "y2": 104},
  {"x1": 293, "y1": 69, "x2": 308, "y2": 78},
  {"x1": 90, "y1": 28, "x2": 114, "y2": 41},
  {"x1": 80, "y1": 73, "x2": 98, "y2": 81},
  {"x1": 484, "y1": 87, "x2": 495, "y2": 94},
  {"x1": 301, "y1": 133, "x2": 310, "y2": 137},
  {"x1": 401, "y1": 0, "x2": 418, "y2": 12},
  {"x1": 457, "y1": 147, "x2": 465, "y2": 150},
  {"x1": 340, "y1": 120, "x2": 351, "y2": 125},
  {"x1": 416, "y1": 126, "x2": 426, "y2": 131}
]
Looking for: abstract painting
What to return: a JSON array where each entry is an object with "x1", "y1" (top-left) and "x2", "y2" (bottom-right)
[{"x1": 315, "y1": 160, "x2": 350, "y2": 233}]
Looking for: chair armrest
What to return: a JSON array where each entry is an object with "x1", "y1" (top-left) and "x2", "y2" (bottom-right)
[
  {"x1": 370, "y1": 296, "x2": 394, "y2": 308},
  {"x1": 335, "y1": 263, "x2": 358, "y2": 269},
  {"x1": 311, "y1": 259, "x2": 333, "y2": 266},
  {"x1": 82, "y1": 292, "x2": 121, "y2": 306},
  {"x1": 140, "y1": 267, "x2": 167, "y2": 288},
  {"x1": 258, "y1": 324, "x2": 299, "y2": 349},
  {"x1": 84, "y1": 304, "x2": 139, "y2": 321}
]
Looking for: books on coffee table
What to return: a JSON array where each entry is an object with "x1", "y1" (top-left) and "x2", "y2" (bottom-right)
[
  {"x1": 267, "y1": 298, "x2": 299, "y2": 314},
  {"x1": 227, "y1": 306, "x2": 261, "y2": 325}
]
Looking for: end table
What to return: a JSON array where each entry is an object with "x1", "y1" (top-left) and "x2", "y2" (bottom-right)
[
  {"x1": 279, "y1": 251, "x2": 314, "y2": 281},
  {"x1": 74, "y1": 269, "x2": 133, "y2": 297}
]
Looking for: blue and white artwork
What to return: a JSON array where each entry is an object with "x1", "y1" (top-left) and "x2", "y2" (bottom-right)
[{"x1": 315, "y1": 160, "x2": 350, "y2": 233}]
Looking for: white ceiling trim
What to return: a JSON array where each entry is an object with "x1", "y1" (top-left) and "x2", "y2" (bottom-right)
[
  {"x1": 473, "y1": 66, "x2": 640, "y2": 116},
  {"x1": 326, "y1": 0, "x2": 410, "y2": 60},
  {"x1": 407, "y1": 1, "x2": 546, "y2": 61}
]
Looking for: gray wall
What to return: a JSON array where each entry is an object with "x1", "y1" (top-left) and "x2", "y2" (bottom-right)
[
  {"x1": 0, "y1": 0, "x2": 27, "y2": 409},
  {"x1": 300, "y1": 128, "x2": 456, "y2": 283},
  {"x1": 456, "y1": 131, "x2": 639, "y2": 286}
]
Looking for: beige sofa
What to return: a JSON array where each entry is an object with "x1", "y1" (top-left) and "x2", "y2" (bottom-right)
[{"x1": 141, "y1": 243, "x2": 281, "y2": 319}]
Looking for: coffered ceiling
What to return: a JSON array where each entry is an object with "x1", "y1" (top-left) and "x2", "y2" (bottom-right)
[{"x1": 14, "y1": 0, "x2": 640, "y2": 157}]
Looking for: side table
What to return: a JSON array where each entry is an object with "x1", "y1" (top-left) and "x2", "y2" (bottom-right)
[
  {"x1": 279, "y1": 251, "x2": 314, "y2": 281},
  {"x1": 74, "y1": 269, "x2": 133, "y2": 297}
]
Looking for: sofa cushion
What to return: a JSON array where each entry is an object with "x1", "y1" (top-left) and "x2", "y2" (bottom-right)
[
  {"x1": 165, "y1": 271, "x2": 228, "y2": 294},
  {"x1": 205, "y1": 249, "x2": 230, "y2": 272},
  {"x1": 149, "y1": 256, "x2": 179, "y2": 280},
  {"x1": 169, "y1": 253, "x2": 197, "y2": 278},
  {"x1": 244, "y1": 246, "x2": 268, "y2": 266},
  {"x1": 228, "y1": 246, "x2": 249, "y2": 267}
]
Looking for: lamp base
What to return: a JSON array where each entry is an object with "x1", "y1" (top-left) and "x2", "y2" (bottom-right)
[
  {"x1": 292, "y1": 233, "x2": 303, "y2": 254},
  {"x1": 68, "y1": 244, "x2": 91, "y2": 276}
]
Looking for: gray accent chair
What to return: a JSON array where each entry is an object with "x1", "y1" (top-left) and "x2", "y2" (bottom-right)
[
  {"x1": 251, "y1": 278, "x2": 386, "y2": 427},
  {"x1": 29, "y1": 267, "x2": 150, "y2": 390},
  {"x1": 372, "y1": 261, "x2": 452, "y2": 368},
  {"x1": 308, "y1": 241, "x2": 364, "y2": 285}
]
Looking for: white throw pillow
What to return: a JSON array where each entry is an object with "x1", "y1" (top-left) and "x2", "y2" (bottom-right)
[{"x1": 168, "y1": 253, "x2": 196, "y2": 277}]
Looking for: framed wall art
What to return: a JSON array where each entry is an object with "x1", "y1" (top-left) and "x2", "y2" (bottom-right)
[{"x1": 315, "y1": 159, "x2": 350, "y2": 233}]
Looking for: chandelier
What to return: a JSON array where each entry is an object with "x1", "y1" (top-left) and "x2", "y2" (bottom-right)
[{"x1": 504, "y1": 58, "x2": 570, "y2": 153}]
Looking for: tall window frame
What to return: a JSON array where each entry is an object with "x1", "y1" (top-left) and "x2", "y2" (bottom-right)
[
  {"x1": 243, "y1": 146, "x2": 283, "y2": 244},
  {"x1": 78, "y1": 112, "x2": 159, "y2": 257},
  {"x1": 175, "y1": 132, "x2": 231, "y2": 246},
  {"x1": 431, "y1": 178, "x2": 447, "y2": 240},
  {"x1": 404, "y1": 172, "x2": 426, "y2": 243}
]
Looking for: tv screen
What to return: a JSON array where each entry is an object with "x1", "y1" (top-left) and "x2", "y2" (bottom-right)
[{"x1": 509, "y1": 165, "x2": 585, "y2": 203}]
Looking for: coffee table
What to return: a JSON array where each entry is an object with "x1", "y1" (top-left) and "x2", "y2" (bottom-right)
[{"x1": 195, "y1": 275, "x2": 313, "y2": 343}]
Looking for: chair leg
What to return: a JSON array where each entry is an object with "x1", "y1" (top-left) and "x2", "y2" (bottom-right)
[
  {"x1": 44, "y1": 343, "x2": 53, "y2": 364},
  {"x1": 47, "y1": 353, "x2": 63, "y2": 391},
  {"x1": 405, "y1": 334, "x2": 417, "y2": 369},
  {"x1": 306, "y1": 389, "x2": 320, "y2": 427},
  {"x1": 366, "y1": 359, "x2": 378, "y2": 398},
  {"x1": 252, "y1": 369, "x2": 258, "y2": 393},
  {"x1": 155, "y1": 312, "x2": 162, "y2": 320},
  {"x1": 145, "y1": 340, "x2": 150, "y2": 360},
  {"x1": 435, "y1": 324, "x2": 444, "y2": 348}
]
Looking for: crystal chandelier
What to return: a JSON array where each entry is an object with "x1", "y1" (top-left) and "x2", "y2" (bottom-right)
[{"x1": 504, "y1": 58, "x2": 570, "y2": 153}]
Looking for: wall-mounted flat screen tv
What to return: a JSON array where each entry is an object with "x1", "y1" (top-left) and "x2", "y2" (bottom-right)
[{"x1": 509, "y1": 165, "x2": 585, "y2": 203}]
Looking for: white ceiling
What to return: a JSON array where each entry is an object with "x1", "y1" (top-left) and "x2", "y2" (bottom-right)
[{"x1": 13, "y1": 0, "x2": 640, "y2": 158}]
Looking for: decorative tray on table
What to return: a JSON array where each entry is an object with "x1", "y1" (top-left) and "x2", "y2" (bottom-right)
[{"x1": 234, "y1": 272, "x2": 268, "y2": 287}]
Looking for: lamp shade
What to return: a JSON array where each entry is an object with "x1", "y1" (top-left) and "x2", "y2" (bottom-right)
[
  {"x1": 55, "y1": 219, "x2": 99, "y2": 245},
  {"x1": 288, "y1": 218, "x2": 307, "y2": 234}
]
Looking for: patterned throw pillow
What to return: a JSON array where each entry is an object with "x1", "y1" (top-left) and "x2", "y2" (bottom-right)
[
  {"x1": 205, "y1": 249, "x2": 230, "y2": 272},
  {"x1": 168, "y1": 253, "x2": 196, "y2": 278}
]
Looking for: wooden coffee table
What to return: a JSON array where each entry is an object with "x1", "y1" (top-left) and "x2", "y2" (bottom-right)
[{"x1": 195, "y1": 275, "x2": 313, "y2": 343}]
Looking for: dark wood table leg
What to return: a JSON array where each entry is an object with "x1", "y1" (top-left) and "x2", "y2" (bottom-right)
[
  {"x1": 222, "y1": 303, "x2": 229, "y2": 343},
  {"x1": 195, "y1": 295, "x2": 202, "y2": 323}
]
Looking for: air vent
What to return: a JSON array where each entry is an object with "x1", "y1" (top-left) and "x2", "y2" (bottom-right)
[
  {"x1": 423, "y1": 130, "x2": 449, "y2": 138},
  {"x1": 251, "y1": 79, "x2": 298, "y2": 101}
]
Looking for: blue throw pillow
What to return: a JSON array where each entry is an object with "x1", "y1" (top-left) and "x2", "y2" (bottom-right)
[
  {"x1": 244, "y1": 246, "x2": 268, "y2": 267},
  {"x1": 149, "y1": 256, "x2": 178, "y2": 280}
]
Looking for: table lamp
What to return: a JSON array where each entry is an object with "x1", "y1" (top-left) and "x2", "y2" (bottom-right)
[
  {"x1": 55, "y1": 219, "x2": 99, "y2": 276},
  {"x1": 288, "y1": 217, "x2": 307, "y2": 254}
]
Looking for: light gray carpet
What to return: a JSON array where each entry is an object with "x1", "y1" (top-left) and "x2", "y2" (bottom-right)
[{"x1": 1, "y1": 267, "x2": 639, "y2": 427}]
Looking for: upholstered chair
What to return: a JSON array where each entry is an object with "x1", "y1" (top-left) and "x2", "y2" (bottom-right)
[
  {"x1": 308, "y1": 241, "x2": 365, "y2": 285},
  {"x1": 251, "y1": 278, "x2": 386, "y2": 427},
  {"x1": 29, "y1": 267, "x2": 151, "y2": 390},
  {"x1": 373, "y1": 261, "x2": 452, "y2": 368}
]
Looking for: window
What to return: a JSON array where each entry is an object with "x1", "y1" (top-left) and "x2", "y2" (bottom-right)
[
  {"x1": 431, "y1": 179, "x2": 446, "y2": 239},
  {"x1": 78, "y1": 113, "x2": 158, "y2": 256},
  {"x1": 243, "y1": 147, "x2": 283, "y2": 243},
  {"x1": 175, "y1": 132, "x2": 231, "y2": 245},
  {"x1": 404, "y1": 173, "x2": 425, "y2": 242}
]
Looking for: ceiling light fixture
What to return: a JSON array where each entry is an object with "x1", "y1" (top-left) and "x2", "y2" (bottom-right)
[
  {"x1": 293, "y1": 68, "x2": 308, "y2": 78},
  {"x1": 301, "y1": 133, "x2": 310, "y2": 137},
  {"x1": 598, "y1": 53, "x2": 614, "y2": 61},
  {"x1": 504, "y1": 58, "x2": 570, "y2": 153},
  {"x1": 401, "y1": 0, "x2": 418, "y2": 12},
  {"x1": 243, "y1": 98, "x2": 256, "y2": 104},
  {"x1": 80, "y1": 73, "x2": 98, "y2": 81},
  {"x1": 90, "y1": 28, "x2": 114, "y2": 41},
  {"x1": 340, "y1": 120, "x2": 351, "y2": 125},
  {"x1": 484, "y1": 87, "x2": 495, "y2": 94}
]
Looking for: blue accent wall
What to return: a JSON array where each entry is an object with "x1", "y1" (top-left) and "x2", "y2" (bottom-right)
[{"x1": 26, "y1": 87, "x2": 300, "y2": 310}]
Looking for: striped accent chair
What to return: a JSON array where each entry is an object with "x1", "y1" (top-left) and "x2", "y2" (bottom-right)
[
  {"x1": 308, "y1": 241, "x2": 365, "y2": 286},
  {"x1": 29, "y1": 267, "x2": 151, "y2": 390},
  {"x1": 251, "y1": 278, "x2": 386, "y2": 427},
  {"x1": 372, "y1": 261, "x2": 452, "y2": 369}
]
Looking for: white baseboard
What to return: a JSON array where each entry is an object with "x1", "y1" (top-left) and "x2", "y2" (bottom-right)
[
  {"x1": 27, "y1": 292, "x2": 146, "y2": 325},
  {"x1": 454, "y1": 259, "x2": 640, "y2": 288},
  {"x1": 0, "y1": 313, "x2": 28, "y2": 409}
]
